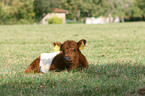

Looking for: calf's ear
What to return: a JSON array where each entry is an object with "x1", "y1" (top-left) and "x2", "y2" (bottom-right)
[
  {"x1": 53, "y1": 42, "x2": 62, "y2": 52},
  {"x1": 77, "y1": 39, "x2": 87, "y2": 50}
]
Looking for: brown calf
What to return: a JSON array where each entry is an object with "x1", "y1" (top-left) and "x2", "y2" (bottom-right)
[{"x1": 24, "y1": 39, "x2": 89, "y2": 73}]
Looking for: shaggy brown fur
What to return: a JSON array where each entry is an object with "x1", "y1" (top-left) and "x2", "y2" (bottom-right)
[
  {"x1": 24, "y1": 56, "x2": 41, "y2": 73},
  {"x1": 24, "y1": 39, "x2": 89, "y2": 73}
]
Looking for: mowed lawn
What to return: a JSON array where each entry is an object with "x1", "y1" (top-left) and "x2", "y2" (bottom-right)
[{"x1": 0, "y1": 22, "x2": 145, "y2": 96}]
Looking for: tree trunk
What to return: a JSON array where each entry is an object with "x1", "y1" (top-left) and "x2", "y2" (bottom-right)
[
  {"x1": 121, "y1": 17, "x2": 124, "y2": 23},
  {"x1": 77, "y1": 9, "x2": 80, "y2": 21},
  {"x1": 108, "y1": 13, "x2": 112, "y2": 23},
  {"x1": 6, "y1": 0, "x2": 9, "y2": 6},
  {"x1": 2, "y1": 0, "x2": 4, "y2": 6}
]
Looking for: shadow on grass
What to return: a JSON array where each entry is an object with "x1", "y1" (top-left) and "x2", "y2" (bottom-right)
[{"x1": 0, "y1": 62, "x2": 144, "y2": 96}]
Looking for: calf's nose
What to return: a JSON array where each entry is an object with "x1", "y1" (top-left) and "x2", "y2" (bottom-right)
[{"x1": 64, "y1": 56, "x2": 71, "y2": 61}]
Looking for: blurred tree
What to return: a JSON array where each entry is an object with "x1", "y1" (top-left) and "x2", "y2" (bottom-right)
[
  {"x1": 0, "y1": 0, "x2": 35, "y2": 24},
  {"x1": 0, "y1": 0, "x2": 145, "y2": 24},
  {"x1": 68, "y1": 0, "x2": 83, "y2": 21},
  {"x1": 58, "y1": 0, "x2": 97, "y2": 21},
  {"x1": 98, "y1": 0, "x2": 133, "y2": 22},
  {"x1": 138, "y1": 0, "x2": 145, "y2": 17},
  {"x1": 33, "y1": 0, "x2": 59, "y2": 20},
  {"x1": 113, "y1": 0, "x2": 132, "y2": 22},
  {"x1": 128, "y1": 0, "x2": 145, "y2": 20},
  {"x1": 81, "y1": 0, "x2": 97, "y2": 17},
  {"x1": 58, "y1": 0, "x2": 75, "y2": 19},
  {"x1": 15, "y1": 0, "x2": 35, "y2": 24}
]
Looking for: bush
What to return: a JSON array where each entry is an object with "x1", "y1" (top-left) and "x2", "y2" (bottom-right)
[{"x1": 48, "y1": 16, "x2": 63, "y2": 24}]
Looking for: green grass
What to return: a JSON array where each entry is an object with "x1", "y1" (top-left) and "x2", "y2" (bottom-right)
[{"x1": 0, "y1": 22, "x2": 145, "y2": 96}]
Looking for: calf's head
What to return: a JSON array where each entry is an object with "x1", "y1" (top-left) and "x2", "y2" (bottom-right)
[{"x1": 53, "y1": 39, "x2": 87, "y2": 65}]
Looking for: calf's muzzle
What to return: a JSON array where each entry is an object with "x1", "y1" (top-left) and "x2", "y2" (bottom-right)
[{"x1": 64, "y1": 56, "x2": 71, "y2": 62}]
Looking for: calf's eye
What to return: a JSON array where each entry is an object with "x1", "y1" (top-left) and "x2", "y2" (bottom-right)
[{"x1": 73, "y1": 49, "x2": 76, "y2": 52}]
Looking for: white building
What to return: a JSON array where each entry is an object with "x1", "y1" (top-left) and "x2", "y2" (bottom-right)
[{"x1": 86, "y1": 16, "x2": 120, "y2": 24}]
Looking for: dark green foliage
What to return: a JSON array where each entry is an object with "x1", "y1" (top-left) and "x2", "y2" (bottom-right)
[
  {"x1": 0, "y1": 0, "x2": 35, "y2": 24},
  {"x1": 130, "y1": 0, "x2": 145, "y2": 18},
  {"x1": 33, "y1": 0, "x2": 59, "y2": 20}
]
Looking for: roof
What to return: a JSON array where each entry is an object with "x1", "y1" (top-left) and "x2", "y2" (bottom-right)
[{"x1": 53, "y1": 8, "x2": 68, "y2": 14}]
